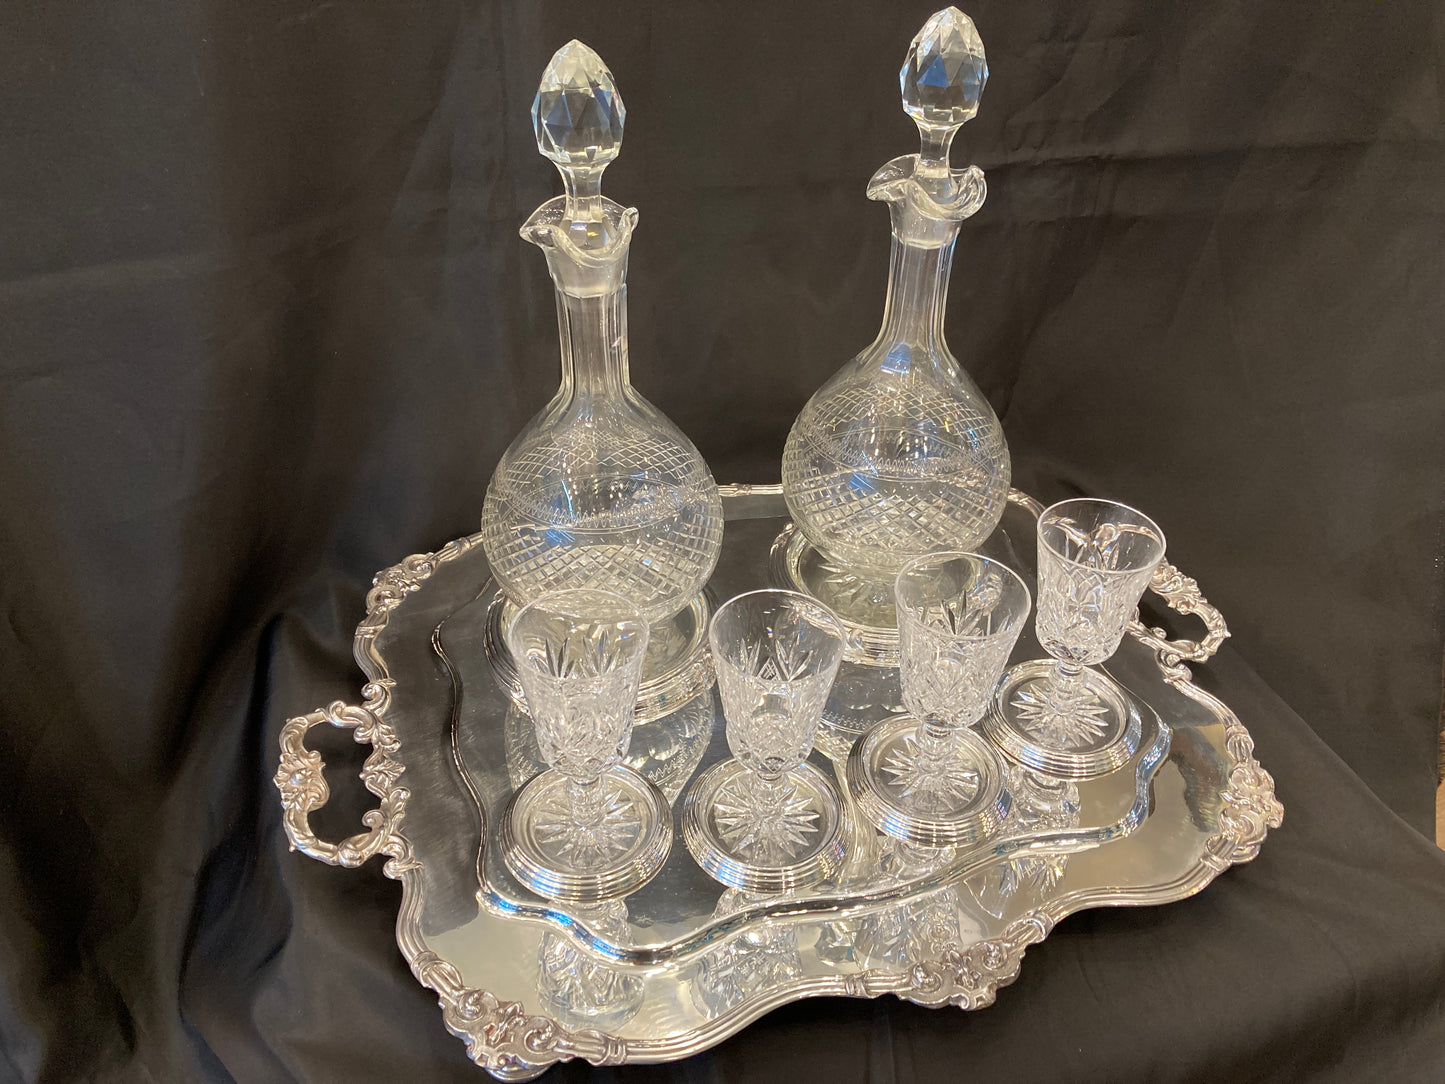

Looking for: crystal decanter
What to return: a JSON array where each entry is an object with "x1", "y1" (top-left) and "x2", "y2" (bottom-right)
[
  {"x1": 481, "y1": 41, "x2": 723, "y2": 626},
  {"x1": 781, "y1": 8, "x2": 1010, "y2": 575}
]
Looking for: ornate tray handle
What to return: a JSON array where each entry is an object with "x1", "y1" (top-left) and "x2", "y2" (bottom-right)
[
  {"x1": 274, "y1": 681, "x2": 410, "y2": 868},
  {"x1": 1132, "y1": 559, "x2": 1231, "y2": 680}
]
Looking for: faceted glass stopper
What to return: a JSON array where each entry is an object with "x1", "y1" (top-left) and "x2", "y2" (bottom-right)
[
  {"x1": 533, "y1": 40, "x2": 626, "y2": 167},
  {"x1": 900, "y1": 7, "x2": 988, "y2": 129}
]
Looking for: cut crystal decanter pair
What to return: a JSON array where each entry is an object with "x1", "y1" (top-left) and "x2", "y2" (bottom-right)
[{"x1": 481, "y1": 9, "x2": 1009, "y2": 632}]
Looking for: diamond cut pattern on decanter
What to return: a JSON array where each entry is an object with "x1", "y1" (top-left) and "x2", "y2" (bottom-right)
[
  {"x1": 498, "y1": 430, "x2": 706, "y2": 520},
  {"x1": 483, "y1": 414, "x2": 723, "y2": 622},
  {"x1": 483, "y1": 501, "x2": 721, "y2": 622},
  {"x1": 783, "y1": 379, "x2": 1010, "y2": 568},
  {"x1": 790, "y1": 381, "x2": 1001, "y2": 475}
]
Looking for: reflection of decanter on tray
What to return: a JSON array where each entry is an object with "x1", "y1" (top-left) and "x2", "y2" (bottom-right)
[
  {"x1": 781, "y1": 7, "x2": 1009, "y2": 575},
  {"x1": 481, "y1": 41, "x2": 723, "y2": 627}
]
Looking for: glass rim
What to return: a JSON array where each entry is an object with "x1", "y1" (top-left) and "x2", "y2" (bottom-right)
[
  {"x1": 505, "y1": 587, "x2": 649, "y2": 658},
  {"x1": 1037, "y1": 497, "x2": 1167, "y2": 572},
  {"x1": 707, "y1": 587, "x2": 848, "y2": 655},
  {"x1": 893, "y1": 550, "x2": 1032, "y2": 637}
]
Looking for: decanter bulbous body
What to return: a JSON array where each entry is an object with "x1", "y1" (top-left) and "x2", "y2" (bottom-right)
[
  {"x1": 481, "y1": 41, "x2": 723, "y2": 625},
  {"x1": 479, "y1": 260, "x2": 724, "y2": 624},
  {"x1": 781, "y1": 7, "x2": 1010, "y2": 574}
]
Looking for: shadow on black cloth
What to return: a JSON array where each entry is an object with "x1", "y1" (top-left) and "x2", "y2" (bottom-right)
[{"x1": 0, "y1": 1, "x2": 1443, "y2": 1080}]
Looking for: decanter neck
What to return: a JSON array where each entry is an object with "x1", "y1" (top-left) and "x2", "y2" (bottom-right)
[
  {"x1": 877, "y1": 223, "x2": 958, "y2": 360},
  {"x1": 522, "y1": 194, "x2": 639, "y2": 409},
  {"x1": 554, "y1": 279, "x2": 629, "y2": 404}
]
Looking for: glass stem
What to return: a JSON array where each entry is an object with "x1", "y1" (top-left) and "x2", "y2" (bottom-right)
[
  {"x1": 916, "y1": 719, "x2": 958, "y2": 763},
  {"x1": 1052, "y1": 659, "x2": 1088, "y2": 696},
  {"x1": 748, "y1": 770, "x2": 788, "y2": 814},
  {"x1": 568, "y1": 773, "x2": 608, "y2": 827}
]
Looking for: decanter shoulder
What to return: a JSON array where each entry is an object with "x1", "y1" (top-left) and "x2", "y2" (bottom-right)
[{"x1": 496, "y1": 388, "x2": 716, "y2": 480}]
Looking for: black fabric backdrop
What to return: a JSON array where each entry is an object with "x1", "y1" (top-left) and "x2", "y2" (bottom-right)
[{"x1": 2, "y1": 1, "x2": 1444, "y2": 1080}]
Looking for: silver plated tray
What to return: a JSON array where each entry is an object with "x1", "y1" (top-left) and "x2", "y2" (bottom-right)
[{"x1": 275, "y1": 486, "x2": 1282, "y2": 1079}]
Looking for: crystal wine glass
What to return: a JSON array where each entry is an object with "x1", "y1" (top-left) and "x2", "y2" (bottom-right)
[
  {"x1": 499, "y1": 589, "x2": 672, "y2": 902},
  {"x1": 847, "y1": 552, "x2": 1028, "y2": 846},
  {"x1": 680, "y1": 590, "x2": 848, "y2": 892},
  {"x1": 987, "y1": 498, "x2": 1165, "y2": 778}
]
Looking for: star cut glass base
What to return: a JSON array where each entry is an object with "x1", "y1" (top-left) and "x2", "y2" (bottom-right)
[
  {"x1": 501, "y1": 766, "x2": 672, "y2": 902},
  {"x1": 984, "y1": 659, "x2": 1144, "y2": 779},
  {"x1": 681, "y1": 759, "x2": 846, "y2": 894},
  {"x1": 846, "y1": 717, "x2": 1011, "y2": 847}
]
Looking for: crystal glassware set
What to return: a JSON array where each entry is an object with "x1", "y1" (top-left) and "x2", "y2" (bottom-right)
[{"x1": 485, "y1": 12, "x2": 1169, "y2": 914}]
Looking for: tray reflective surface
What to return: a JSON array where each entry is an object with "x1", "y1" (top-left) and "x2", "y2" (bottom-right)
[{"x1": 276, "y1": 486, "x2": 1282, "y2": 1079}]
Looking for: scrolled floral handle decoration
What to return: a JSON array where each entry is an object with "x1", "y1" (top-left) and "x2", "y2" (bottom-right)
[{"x1": 274, "y1": 685, "x2": 409, "y2": 869}]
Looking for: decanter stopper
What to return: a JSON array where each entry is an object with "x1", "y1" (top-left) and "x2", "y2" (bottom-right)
[
  {"x1": 868, "y1": 8, "x2": 989, "y2": 242},
  {"x1": 900, "y1": 7, "x2": 988, "y2": 167},
  {"x1": 533, "y1": 40, "x2": 625, "y2": 236}
]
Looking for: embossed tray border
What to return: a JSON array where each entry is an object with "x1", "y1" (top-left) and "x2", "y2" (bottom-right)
[{"x1": 275, "y1": 487, "x2": 1283, "y2": 1080}]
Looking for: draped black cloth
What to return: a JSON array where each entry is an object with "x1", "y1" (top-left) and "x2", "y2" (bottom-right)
[{"x1": 1, "y1": 2, "x2": 1442, "y2": 1080}]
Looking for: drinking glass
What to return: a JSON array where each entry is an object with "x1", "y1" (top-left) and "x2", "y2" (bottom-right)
[
  {"x1": 987, "y1": 498, "x2": 1165, "y2": 778},
  {"x1": 499, "y1": 589, "x2": 672, "y2": 902},
  {"x1": 847, "y1": 552, "x2": 1028, "y2": 846},
  {"x1": 681, "y1": 590, "x2": 848, "y2": 892}
]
